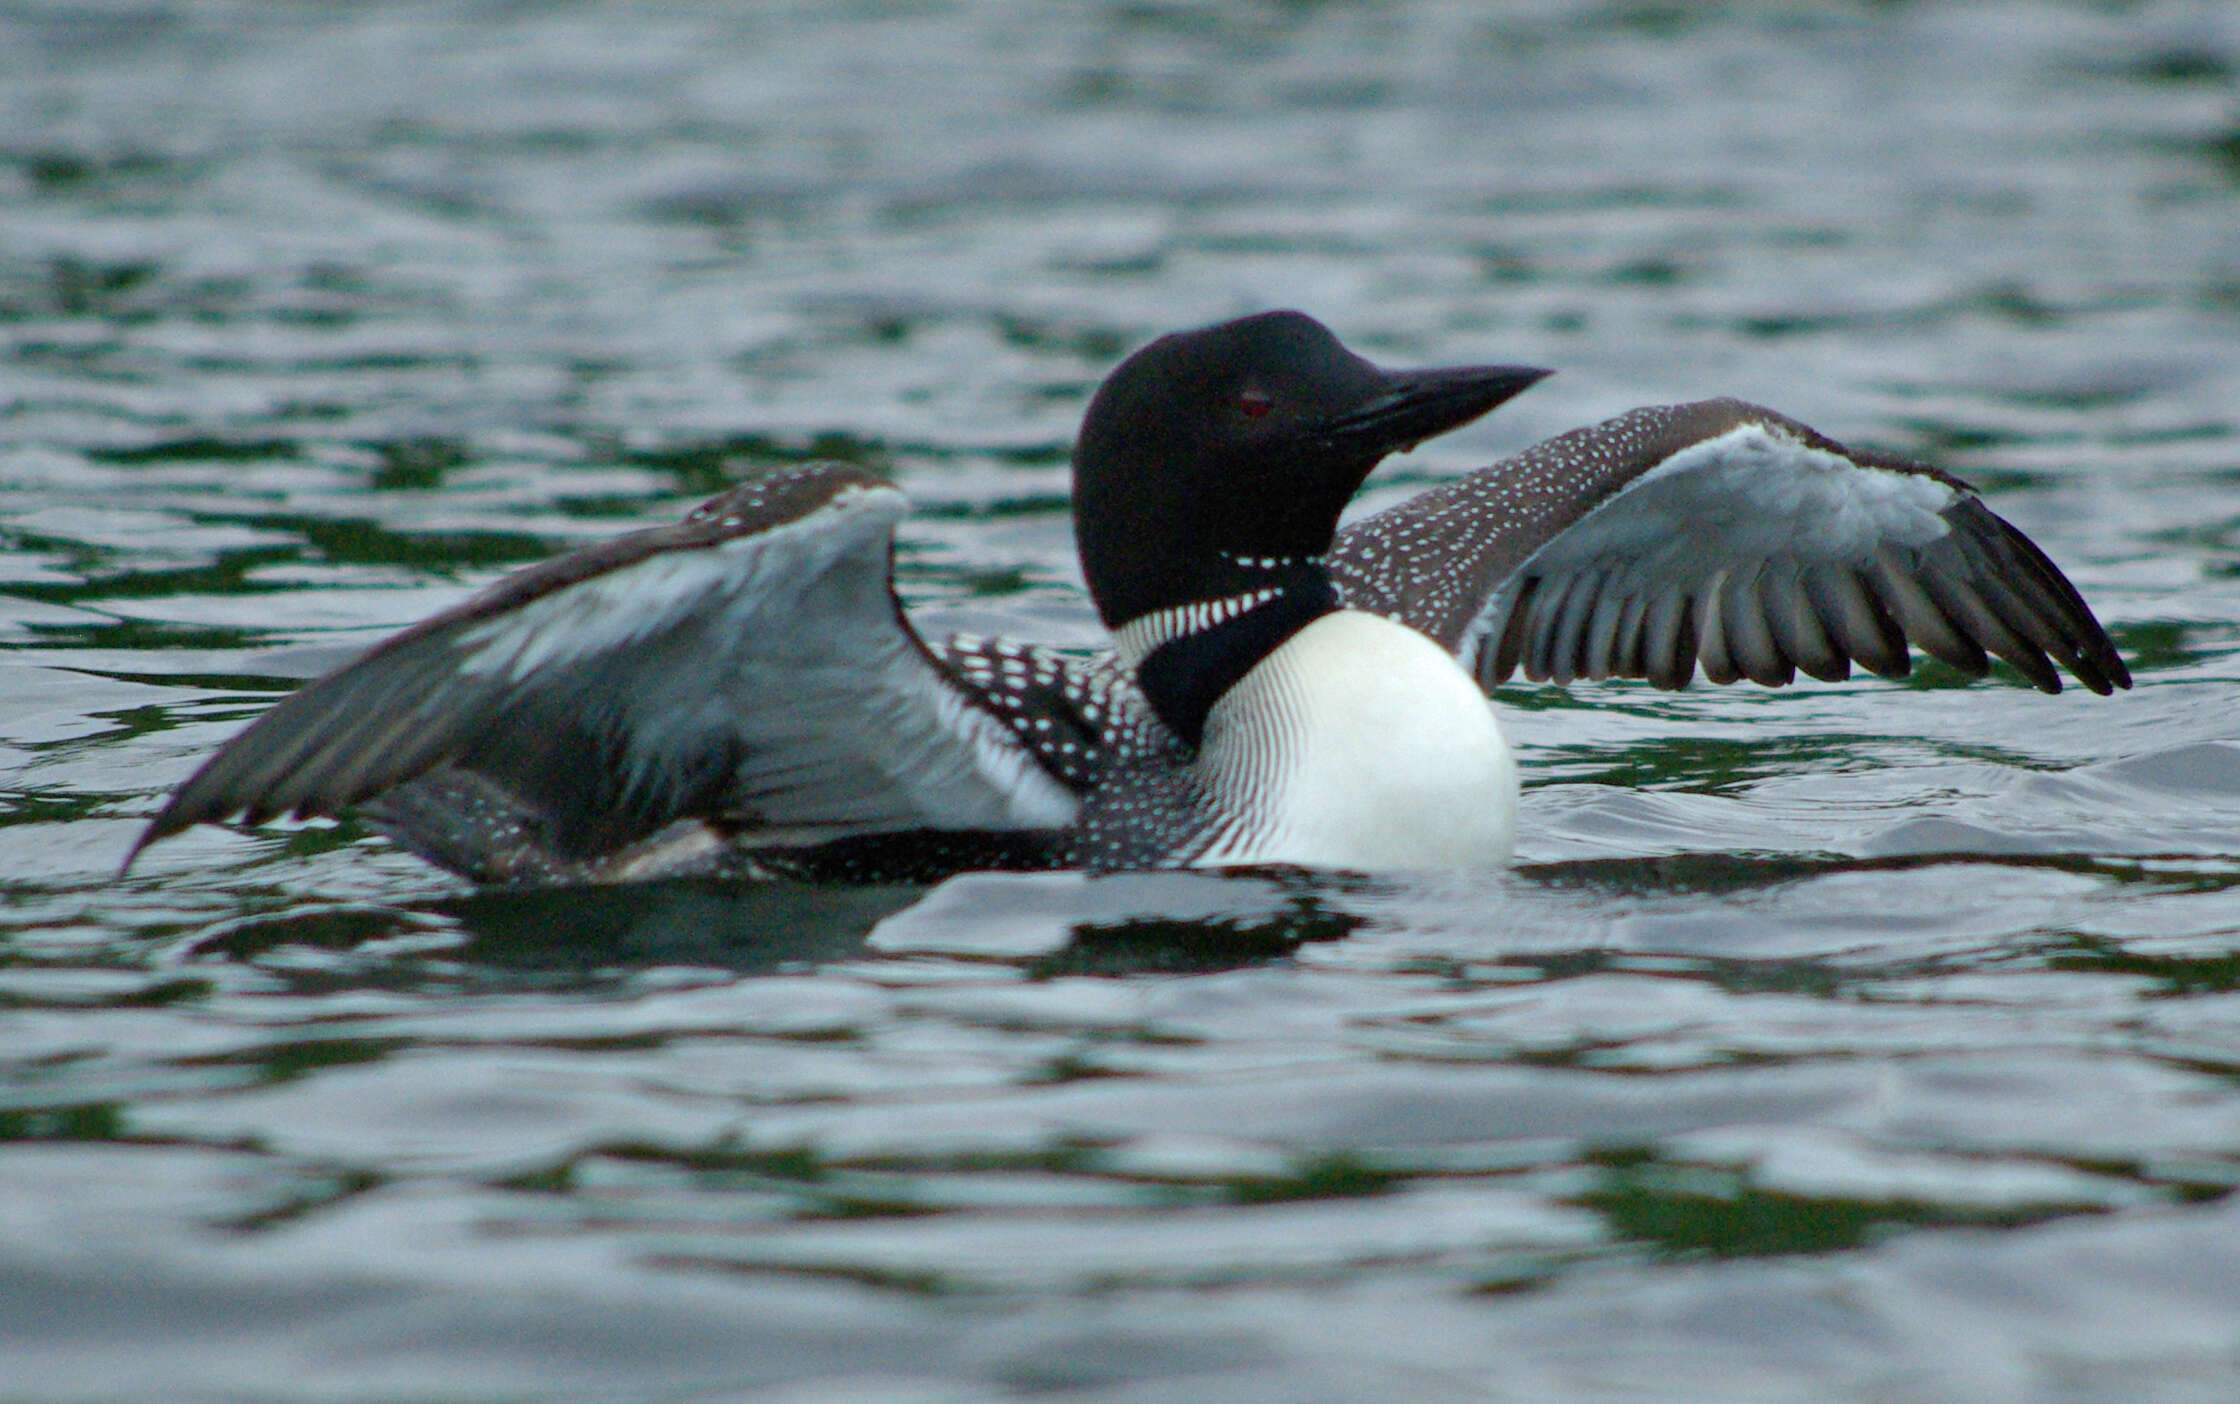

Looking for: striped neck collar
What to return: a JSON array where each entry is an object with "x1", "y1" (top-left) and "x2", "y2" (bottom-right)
[
  {"x1": 1114, "y1": 586, "x2": 1283, "y2": 669},
  {"x1": 1115, "y1": 561, "x2": 1339, "y2": 749},
  {"x1": 1111, "y1": 554, "x2": 1314, "y2": 667}
]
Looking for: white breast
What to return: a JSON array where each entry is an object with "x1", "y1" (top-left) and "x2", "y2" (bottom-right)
[{"x1": 1189, "y1": 610, "x2": 1517, "y2": 871}]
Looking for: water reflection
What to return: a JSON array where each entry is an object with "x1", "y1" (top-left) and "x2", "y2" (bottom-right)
[
  {"x1": 866, "y1": 868, "x2": 1372, "y2": 974},
  {"x1": 431, "y1": 880, "x2": 901, "y2": 977}
]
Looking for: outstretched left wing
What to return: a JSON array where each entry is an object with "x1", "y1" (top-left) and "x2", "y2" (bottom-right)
[
  {"x1": 1330, "y1": 399, "x2": 2129, "y2": 695},
  {"x1": 128, "y1": 463, "x2": 1079, "y2": 873}
]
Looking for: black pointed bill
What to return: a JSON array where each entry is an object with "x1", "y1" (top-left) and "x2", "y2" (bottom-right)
[{"x1": 1316, "y1": 364, "x2": 1552, "y2": 455}]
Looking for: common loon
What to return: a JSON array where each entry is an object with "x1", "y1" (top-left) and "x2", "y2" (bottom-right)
[{"x1": 127, "y1": 311, "x2": 2130, "y2": 884}]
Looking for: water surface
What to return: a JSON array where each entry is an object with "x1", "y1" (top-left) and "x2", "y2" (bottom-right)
[{"x1": 5, "y1": 2, "x2": 2240, "y2": 1399}]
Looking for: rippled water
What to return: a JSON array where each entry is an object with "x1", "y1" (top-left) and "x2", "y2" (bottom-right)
[{"x1": 6, "y1": 2, "x2": 2240, "y2": 1399}]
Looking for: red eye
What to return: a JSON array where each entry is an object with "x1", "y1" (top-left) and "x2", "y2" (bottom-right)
[{"x1": 1237, "y1": 388, "x2": 1272, "y2": 419}]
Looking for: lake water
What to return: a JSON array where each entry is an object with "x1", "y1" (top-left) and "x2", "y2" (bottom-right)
[{"x1": 5, "y1": 2, "x2": 2240, "y2": 1399}]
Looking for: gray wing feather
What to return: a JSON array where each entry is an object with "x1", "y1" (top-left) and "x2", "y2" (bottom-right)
[
  {"x1": 130, "y1": 463, "x2": 1077, "y2": 868},
  {"x1": 1330, "y1": 400, "x2": 2129, "y2": 696}
]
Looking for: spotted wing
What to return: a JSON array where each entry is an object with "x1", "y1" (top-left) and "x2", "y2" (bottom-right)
[
  {"x1": 1329, "y1": 399, "x2": 2129, "y2": 695},
  {"x1": 933, "y1": 635, "x2": 1164, "y2": 792},
  {"x1": 129, "y1": 464, "x2": 1079, "y2": 868}
]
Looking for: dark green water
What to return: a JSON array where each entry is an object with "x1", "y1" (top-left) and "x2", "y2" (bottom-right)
[{"x1": 5, "y1": 2, "x2": 2240, "y2": 1399}]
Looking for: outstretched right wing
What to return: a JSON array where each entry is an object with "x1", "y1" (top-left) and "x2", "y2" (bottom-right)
[
  {"x1": 128, "y1": 463, "x2": 1079, "y2": 870},
  {"x1": 1331, "y1": 400, "x2": 2129, "y2": 695}
]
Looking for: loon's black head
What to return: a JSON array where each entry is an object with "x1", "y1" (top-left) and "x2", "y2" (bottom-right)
[{"x1": 1071, "y1": 310, "x2": 1549, "y2": 631}]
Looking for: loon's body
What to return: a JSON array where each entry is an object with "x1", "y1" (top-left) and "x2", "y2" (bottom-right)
[
  {"x1": 1131, "y1": 610, "x2": 1516, "y2": 871},
  {"x1": 128, "y1": 312, "x2": 2130, "y2": 885}
]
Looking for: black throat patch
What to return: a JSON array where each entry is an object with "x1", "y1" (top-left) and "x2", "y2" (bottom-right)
[{"x1": 1132, "y1": 568, "x2": 1339, "y2": 750}]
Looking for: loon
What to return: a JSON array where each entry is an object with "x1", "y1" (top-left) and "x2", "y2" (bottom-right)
[{"x1": 127, "y1": 311, "x2": 2130, "y2": 884}]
